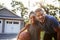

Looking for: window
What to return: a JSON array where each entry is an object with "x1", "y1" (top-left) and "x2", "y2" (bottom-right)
[
  {"x1": 7, "y1": 21, "x2": 12, "y2": 24},
  {"x1": 59, "y1": 21, "x2": 60, "y2": 24},
  {"x1": 0, "y1": 21, "x2": 1, "y2": 23},
  {"x1": 13, "y1": 22, "x2": 19, "y2": 24},
  {"x1": 59, "y1": 11, "x2": 60, "y2": 14}
]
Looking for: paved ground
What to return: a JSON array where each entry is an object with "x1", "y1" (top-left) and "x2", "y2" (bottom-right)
[{"x1": 0, "y1": 34, "x2": 17, "y2": 40}]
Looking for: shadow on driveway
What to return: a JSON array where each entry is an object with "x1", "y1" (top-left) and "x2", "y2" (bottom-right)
[{"x1": 0, "y1": 34, "x2": 17, "y2": 39}]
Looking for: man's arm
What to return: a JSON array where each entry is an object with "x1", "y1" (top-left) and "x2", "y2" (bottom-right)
[
  {"x1": 49, "y1": 16, "x2": 59, "y2": 31},
  {"x1": 53, "y1": 25, "x2": 60, "y2": 40},
  {"x1": 51, "y1": 17, "x2": 60, "y2": 40}
]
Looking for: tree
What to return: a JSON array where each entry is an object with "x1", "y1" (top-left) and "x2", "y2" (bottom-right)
[
  {"x1": 11, "y1": 0, "x2": 28, "y2": 18},
  {"x1": 39, "y1": 3, "x2": 60, "y2": 21},
  {"x1": 0, "y1": 3, "x2": 4, "y2": 8},
  {"x1": 58, "y1": 0, "x2": 60, "y2": 1}
]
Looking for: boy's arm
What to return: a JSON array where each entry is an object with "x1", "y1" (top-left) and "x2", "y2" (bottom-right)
[
  {"x1": 20, "y1": 23, "x2": 30, "y2": 33},
  {"x1": 17, "y1": 23, "x2": 30, "y2": 40}
]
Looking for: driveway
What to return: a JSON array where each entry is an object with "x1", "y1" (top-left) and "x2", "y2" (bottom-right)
[{"x1": 0, "y1": 34, "x2": 17, "y2": 40}]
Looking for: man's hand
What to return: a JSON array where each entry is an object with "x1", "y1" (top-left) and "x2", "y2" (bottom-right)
[{"x1": 54, "y1": 27, "x2": 60, "y2": 40}]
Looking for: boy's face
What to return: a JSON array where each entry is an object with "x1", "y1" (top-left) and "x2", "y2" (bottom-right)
[
  {"x1": 35, "y1": 11, "x2": 45, "y2": 23},
  {"x1": 29, "y1": 14, "x2": 36, "y2": 24}
]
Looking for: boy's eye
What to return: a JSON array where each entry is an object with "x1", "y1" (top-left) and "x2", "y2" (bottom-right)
[
  {"x1": 30, "y1": 18, "x2": 32, "y2": 19},
  {"x1": 37, "y1": 15, "x2": 40, "y2": 17},
  {"x1": 30, "y1": 17, "x2": 35, "y2": 19},
  {"x1": 33, "y1": 16, "x2": 35, "y2": 18}
]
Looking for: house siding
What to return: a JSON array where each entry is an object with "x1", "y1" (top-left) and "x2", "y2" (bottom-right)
[
  {"x1": 2, "y1": 19, "x2": 5, "y2": 33},
  {"x1": 0, "y1": 8, "x2": 24, "y2": 34},
  {"x1": 20, "y1": 21, "x2": 24, "y2": 29},
  {"x1": 0, "y1": 8, "x2": 20, "y2": 18},
  {"x1": 0, "y1": 19, "x2": 3, "y2": 33}
]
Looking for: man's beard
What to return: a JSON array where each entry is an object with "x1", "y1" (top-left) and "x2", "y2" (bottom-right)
[{"x1": 39, "y1": 18, "x2": 45, "y2": 23}]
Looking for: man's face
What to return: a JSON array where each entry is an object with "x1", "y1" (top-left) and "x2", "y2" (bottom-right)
[{"x1": 36, "y1": 11, "x2": 45, "y2": 23}]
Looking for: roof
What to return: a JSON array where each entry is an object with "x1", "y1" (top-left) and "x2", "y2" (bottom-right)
[{"x1": 0, "y1": 8, "x2": 24, "y2": 20}]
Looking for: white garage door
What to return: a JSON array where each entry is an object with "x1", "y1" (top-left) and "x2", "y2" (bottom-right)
[
  {"x1": 4, "y1": 20, "x2": 21, "y2": 34},
  {"x1": 0, "y1": 19, "x2": 3, "y2": 33}
]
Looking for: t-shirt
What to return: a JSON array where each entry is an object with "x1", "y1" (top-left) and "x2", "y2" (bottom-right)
[
  {"x1": 27, "y1": 24, "x2": 41, "y2": 40},
  {"x1": 38, "y1": 15, "x2": 59, "y2": 33}
]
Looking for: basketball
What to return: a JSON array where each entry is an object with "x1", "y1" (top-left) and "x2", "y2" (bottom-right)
[{"x1": 19, "y1": 31, "x2": 30, "y2": 40}]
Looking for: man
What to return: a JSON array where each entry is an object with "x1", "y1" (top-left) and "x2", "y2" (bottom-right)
[{"x1": 35, "y1": 8, "x2": 60, "y2": 40}]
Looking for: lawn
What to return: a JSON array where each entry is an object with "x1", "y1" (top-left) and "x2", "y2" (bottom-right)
[{"x1": 40, "y1": 31, "x2": 54, "y2": 40}]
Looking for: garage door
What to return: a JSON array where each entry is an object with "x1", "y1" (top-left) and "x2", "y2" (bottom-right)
[
  {"x1": 4, "y1": 20, "x2": 21, "y2": 34},
  {"x1": 0, "y1": 19, "x2": 3, "y2": 33}
]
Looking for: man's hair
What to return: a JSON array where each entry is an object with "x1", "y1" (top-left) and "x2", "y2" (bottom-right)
[{"x1": 35, "y1": 8, "x2": 45, "y2": 14}]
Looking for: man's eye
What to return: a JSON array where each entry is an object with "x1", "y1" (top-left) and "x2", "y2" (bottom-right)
[{"x1": 41, "y1": 14, "x2": 43, "y2": 16}]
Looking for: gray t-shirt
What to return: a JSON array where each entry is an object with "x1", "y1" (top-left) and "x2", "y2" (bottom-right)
[{"x1": 27, "y1": 24, "x2": 41, "y2": 40}]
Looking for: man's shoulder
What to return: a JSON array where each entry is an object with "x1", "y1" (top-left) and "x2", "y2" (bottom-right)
[
  {"x1": 46, "y1": 15, "x2": 54, "y2": 18},
  {"x1": 46, "y1": 15, "x2": 59, "y2": 25},
  {"x1": 46, "y1": 15, "x2": 56, "y2": 21},
  {"x1": 45, "y1": 15, "x2": 59, "y2": 28}
]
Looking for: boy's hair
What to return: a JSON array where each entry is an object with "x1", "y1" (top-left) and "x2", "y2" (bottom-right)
[{"x1": 29, "y1": 11, "x2": 35, "y2": 17}]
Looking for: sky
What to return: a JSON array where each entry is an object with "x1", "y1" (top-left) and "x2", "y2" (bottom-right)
[
  {"x1": 0, "y1": 0, "x2": 59, "y2": 10},
  {"x1": 0, "y1": 0, "x2": 59, "y2": 18}
]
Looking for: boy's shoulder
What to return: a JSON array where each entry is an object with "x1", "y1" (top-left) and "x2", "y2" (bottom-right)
[{"x1": 25, "y1": 22, "x2": 31, "y2": 27}]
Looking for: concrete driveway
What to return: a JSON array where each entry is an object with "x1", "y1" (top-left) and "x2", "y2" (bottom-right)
[{"x1": 0, "y1": 34, "x2": 17, "y2": 40}]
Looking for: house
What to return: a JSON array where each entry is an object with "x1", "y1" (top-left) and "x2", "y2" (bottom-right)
[{"x1": 0, "y1": 8, "x2": 24, "y2": 34}]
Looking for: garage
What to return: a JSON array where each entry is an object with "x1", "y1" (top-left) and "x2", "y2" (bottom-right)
[
  {"x1": 0, "y1": 8, "x2": 24, "y2": 34},
  {"x1": 0, "y1": 19, "x2": 3, "y2": 33},
  {"x1": 4, "y1": 20, "x2": 21, "y2": 34}
]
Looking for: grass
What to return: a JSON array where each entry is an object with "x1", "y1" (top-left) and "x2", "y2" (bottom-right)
[
  {"x1": 40, "y1": 31, "x2": 54, "y2": 40},
  {"x1": 40, "y1": 31, "x2": 45, "y2": 40}
]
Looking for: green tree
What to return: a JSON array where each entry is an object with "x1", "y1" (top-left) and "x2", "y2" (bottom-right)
[
  {"x1": 58, "y1": 0, "x2": 60, "y2": 1},
  {"x1": 40, "y1": 3, "x2": 60, "y2": 20},
  {"x1": 0, "y1": 3, "x2": 4, "y2": 8},
  {"x1": 11, "y1": 0, "x2": 28, "y2": 18}
]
